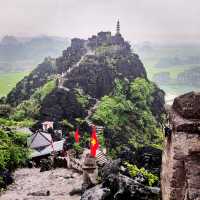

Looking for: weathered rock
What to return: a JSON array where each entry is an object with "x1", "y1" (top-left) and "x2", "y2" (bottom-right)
[
  {"x1": 118, "y1": 146, "x2": 162, "y2": 176},
  {"x1": 88, "y1": 159, "x2": 161, "y2": 200},
  {"x1": 81, "y1": 184, "x2": 110, "y2": 200},
  {"x1": 173, "y1": 91, "x2": 200, "y2": 119},
  {"x1": 40, "y1": 158, "x2": 53, "y2": 172},
  {"x1": 101, "y1": 159, "x2": 121, "y2": 180},
  {"x1": 161, "y1": 92, "x2": 200, "y2": 200},
  {"x1": 27, "y1": 190, "x2": 50, "y2": 196},
  {"x1": 53, "y1": 156, "x2": 68, "y2": 168},
  {"x1": 101, "y1": 172, "x2": 160, "y2": 200},
  {"x1": 0, "y1": 169, "x2": 13, "y2": 188}
]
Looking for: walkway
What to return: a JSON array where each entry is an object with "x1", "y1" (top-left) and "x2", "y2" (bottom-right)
[{"x1": 0, "y1": 168, "x2": 82, "y2": 200}]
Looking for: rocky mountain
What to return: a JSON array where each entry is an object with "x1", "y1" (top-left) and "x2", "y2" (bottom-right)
[
  {"x1": 6, "y1": 31, "x2": 165, "y2": 150},
  {"x1": 8, "y1": 31, "x2": 164, "y2": 123}
]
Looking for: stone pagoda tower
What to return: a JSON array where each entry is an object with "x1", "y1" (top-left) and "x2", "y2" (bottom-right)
[{"x1": 116, "y1": 20, "x2": 120, "y2": 35}]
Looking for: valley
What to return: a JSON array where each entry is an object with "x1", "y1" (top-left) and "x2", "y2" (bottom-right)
[{"x1": 0, "y1": 71, "x2": 29, "y2": 97}]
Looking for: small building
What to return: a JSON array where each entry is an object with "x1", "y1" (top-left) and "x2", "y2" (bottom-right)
[
  {"x1": 27, "y1": 131, "x2": 65, "y2": 158},
  {"x1": 27, "y1": 131, "x2": 53, "y2": 150}
]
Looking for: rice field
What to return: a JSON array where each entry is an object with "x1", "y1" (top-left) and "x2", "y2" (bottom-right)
[{"x1": 0, "y1": 71, "x2": 29, "y2": 97}]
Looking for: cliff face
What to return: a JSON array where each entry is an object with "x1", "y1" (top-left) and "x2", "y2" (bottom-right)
[
  {"x1": 161, "y1": 92, "x2": 200, "y2": 200},
  {"x1": 40, "y1": 32, "x2": 149, "y2": 122}
]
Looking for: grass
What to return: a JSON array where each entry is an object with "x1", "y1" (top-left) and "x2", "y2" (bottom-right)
[{"x1": 0, "y1": 71, "x2": 30, "y2": 97}]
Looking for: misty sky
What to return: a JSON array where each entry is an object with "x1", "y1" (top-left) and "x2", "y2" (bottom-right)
[{"x1": 0, "y1": 0, "x2": 199, "y2": 42}]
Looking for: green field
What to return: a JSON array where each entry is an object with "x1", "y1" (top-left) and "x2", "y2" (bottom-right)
[
  {"x1": 141, "y1": 57, "x2": 199, "y2": 79},
  {"x1": 0, "y1": 72, "x2": 30, "y2": 97},
  {"x1": 135, "y1": 44, "x2": 200, "y2": 99}
]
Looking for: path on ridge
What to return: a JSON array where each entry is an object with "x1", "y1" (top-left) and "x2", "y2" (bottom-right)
[{"x1": 58, "y1": 47, "x2": 94, "y2": 91}]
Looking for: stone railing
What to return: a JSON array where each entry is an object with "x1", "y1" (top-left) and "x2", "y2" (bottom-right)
[{"x1": 161, "y1": 92, "x2": 200, "y2": 200}]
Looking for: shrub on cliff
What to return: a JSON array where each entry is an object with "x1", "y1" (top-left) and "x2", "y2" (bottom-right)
[
  {"x1": 11, "y1": 79, "x2": 56, "y2": 121},
  {"x1": 124, "y1": 161, "x2": 159, "y2": 186},
  {"x1": 0, "y1": 128, "x2": 29, "y2": 172},
  {"x1": 92, "y1": 78, "x2": 163, "y2": 154},
  {"x1": 0, "y1": 104, "x2": 13, "y2": 117},
  {"x1": 75, "y1": 88, "x2": 90, "y2": 108}
]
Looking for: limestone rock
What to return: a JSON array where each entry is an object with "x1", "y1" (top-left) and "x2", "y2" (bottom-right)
[
  {"x1": 0, "y1": 169, "x2": 13, "y2": 188},
  {"x1": 173, "y1": 91, "x2": 200, "y2": 119},
  {"x1": 40, "y1": 158, "x2": 53, "y2": 172},
  {"x1": 119, "y1": 146, "x2": 162, "y2": 176},
  {"x1": 81, "y1": 184, "x2": 110, "y2": 200},
  {"x1": 162, "y1": 92, "x2": 200, "y2": 200},
  {"x1": 91, "y1": 159, "x2": 161, "y2": 200}
]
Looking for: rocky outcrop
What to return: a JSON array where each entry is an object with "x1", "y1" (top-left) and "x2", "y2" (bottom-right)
[
  {"x1": 161, "y1": 91, "x2": 200, "y2": 200},
  {"x1": 40, "y1": 32, "x2": 149, "y2": 122},
  {"x1": 119, "y1": 146, "x2": 162, "y2": 176},
  {"x1": 6, "y1": 31, "x2": 165, "y2": 127},
  {"x1": 81, "y1": 159, "x2": 160, "y2": 200}
]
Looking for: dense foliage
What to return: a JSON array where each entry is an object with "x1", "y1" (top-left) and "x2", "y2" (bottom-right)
[
  {"x1": 11, "y1": 79, "x2": 56, "y2": 121},
  {"x1": 0, "y1": 128, "x2": 29, "y2": 171},
  {"x1": 92, "y1": 78, "x2": 163, "y2": 155},
  {"x1": 124, "y1": 162, "x2": 158, "y2": 186},
  {"x1": 75, "y1": 88, "x2": 90, "y2": 108}
]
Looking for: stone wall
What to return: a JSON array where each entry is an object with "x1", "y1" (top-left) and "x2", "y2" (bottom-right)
[{"x1": 161, "y1": 92, "x2": 200, "y2": 200}]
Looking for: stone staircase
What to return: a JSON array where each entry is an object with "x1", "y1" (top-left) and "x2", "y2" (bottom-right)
[
  {"x1": 58, "y1": 44, "x2": 95, "y2": 92},
  {"x1": 85, "y1": 99, "x2": 105, "y2": 135},
  {"x1": 96, "y1": 150, "x2": 110, "y2": 166}
]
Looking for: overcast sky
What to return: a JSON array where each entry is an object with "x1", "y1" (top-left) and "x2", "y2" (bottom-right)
[{"x1": 0, "y1": 0, "x2": 199, "y2": 42}]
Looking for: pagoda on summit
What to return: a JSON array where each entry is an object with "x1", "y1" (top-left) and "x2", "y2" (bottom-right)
[{"x1": 116, "y1": 20, "x2": 121, "y2": 35}]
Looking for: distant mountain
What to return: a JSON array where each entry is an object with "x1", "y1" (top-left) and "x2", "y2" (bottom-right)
[
  {"x1": 156, "y1": 56, "x2": 200, "y2": 68},
  {"x1": 0, "y1": 35, "x2": 69, "y2": 72},
  {"x1": 177, "y1": 67, "x2": 200, "y2": 86}
]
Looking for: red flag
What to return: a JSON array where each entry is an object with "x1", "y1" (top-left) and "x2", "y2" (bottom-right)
[
  {"x1": 74, "y1": 128, "x2": 80, "y2": 143},
  {"x1": 90, "y1": 126, "x2": 99, "y2": 157}
]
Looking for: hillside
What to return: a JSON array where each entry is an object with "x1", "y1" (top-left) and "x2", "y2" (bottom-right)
[
  {"x1": 5, "y1": 31, "x2": 165, "y2": 151},
  {"x1": 0, "y1": 35, "x2": 69, "y2": 97}
]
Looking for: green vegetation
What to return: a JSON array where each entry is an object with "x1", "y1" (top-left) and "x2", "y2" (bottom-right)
[
  {"x1": 32, "y1": 78, "x2": 56, "y2": 100},
  {"x1": 61, "y1": 119, "x2": 74, "y2": 130},
  {"x1": 11, "y1": 79, "x2": 56, "y2": 121},
  {"x1": 0, "y1": 72, "x2": 29, "y2": 97},
  {"x1": 0, "y1": 117, "x2": 34, "y2": 128},
  {"x1": 0, "y1": 126, "x2": 29, "y2": 189},
  {"x1": 73, "y1": 143, "x2": 83, "y2": 154},
  {"x1": 92, "y1": 78, "x2": 163, "y2": 151},
  {"x1": 75, "y1": 88, "x2": 90, "y2": 108},
  {"x1": 124, "y1": 162, "x2": 158, "y2": 186},
  {"x1": 0, "y1": 117, "x2": 30, "y2": 189}
]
